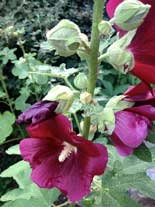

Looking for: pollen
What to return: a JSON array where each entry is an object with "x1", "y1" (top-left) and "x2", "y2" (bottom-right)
[{"x1": 58, "y1": 141, "x2": 77, "y2": 162}]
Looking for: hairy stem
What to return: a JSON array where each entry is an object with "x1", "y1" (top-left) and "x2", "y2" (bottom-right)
[{"x1": 82, "y1": 0, "x2": 104, "y2": 138}]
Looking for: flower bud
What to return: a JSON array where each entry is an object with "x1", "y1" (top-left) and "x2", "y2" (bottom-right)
[
  {"x1": 107, "y1": 45, "x2": 135, "y2": 73},
  {"x1": 98, "y1": 95, "x2": 134, "y2": 134},
  {"x1": 43, "y1": 85, "x2": 74, "y2": 113},
  {"x1": 74, "y1": 73, "x2": 88, "y2": 89},
  {"x1": 114, "y1": 0, "x2": 151, "y2": 31},
  {"x1": 46, "y1": 19, "x2": 81, "y2": 57},
  {"x1": 98, "y1": 20, "x2": 113, "y2": 36},
  {"x1": 106, "y1": 30, "x2": 136, "y2": 73},
  {"x1": 80, "y1": 92, "x2": 92, "y2": 104}
]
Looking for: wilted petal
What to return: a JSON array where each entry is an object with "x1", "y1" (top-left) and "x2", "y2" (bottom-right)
[
  {"x1": 17, "y1": 101, "x2": 58, "y2": 125},
  {"x1": 114, "y1": 111, "x2": 150, "y2": 148}
]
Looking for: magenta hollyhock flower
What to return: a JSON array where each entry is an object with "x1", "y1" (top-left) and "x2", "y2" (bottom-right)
[
  {"x1": 17, "y1": 101, "x2": 108, "y2": 202},
  {"x1": 106, "y1": 0, "x2": 155, "y2": 84},
  {"x1": 111, "y1": 82, "x2": 155, "y2": 156}
]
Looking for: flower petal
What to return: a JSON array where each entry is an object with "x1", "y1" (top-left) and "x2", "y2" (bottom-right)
[
  {"x1": 31, "y1": 142, "x2": 108, "y2": 202},
  {"x1": 111, "y1": 132, "x2": 134, "y2": 156},
  {"x1": 68, "y1": 133, "x2": 101, "y2": 157},
  {"x1": 114, "y1": 110, "x2": 150, "y2": 148},
  {"x1": 124, "y1": 82, "x2": 154, "y2": 102},
  {"x1": 27, "y1": 114, "x2": 72, "y2": 141},
  {"x1": 128, "y1": 105, "x2": 155, "y2": 120},
  {"x1": 131, "y1": 61, "x2": 155, "y2": 84},
  {"x1": 20, "y1": 138, "x2": 61, "y2": 167},
  {"x1": 17, "y1": 101, "x2": 58, "y2": 125}
]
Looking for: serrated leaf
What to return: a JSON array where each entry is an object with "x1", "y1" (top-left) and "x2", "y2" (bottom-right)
[
  {"x1": 14, "y1": 95, "x2": 31, "y2": 111},
  {"x1": 0, "y1": 48, "x2": 16, "y2": 65},
  {"x1": 134, "y1": 143, "x2": 152, "y2": 162},
  {"x1": 12, "y1": 58, "x2": 29, "y2": 79}
]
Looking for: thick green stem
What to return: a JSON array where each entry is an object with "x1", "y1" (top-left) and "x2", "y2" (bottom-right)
[{"x1": 82, "y1": 0, "x2": 104, "y2": 138}]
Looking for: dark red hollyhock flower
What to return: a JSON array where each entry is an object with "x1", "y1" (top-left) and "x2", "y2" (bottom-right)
[
  {"x1": 111, "y1": 82, "x2": 155, "y2": 156},
  {"x1": 106, "y1": 0, "x2": 155, "y2": 84},
  {"x1": 17, "y1": 101, "x2": 108, "y2": 202}
]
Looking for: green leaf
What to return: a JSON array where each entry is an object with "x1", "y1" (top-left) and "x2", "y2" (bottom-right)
[
  {"x1": 0, "y1": 161, "x2": 60, "y2": 206},
  {"x1": 147, "y1": 125, "x2": 155, "y2": 143},
  {"x1": 0, "y1": 89, "x2": 6, "y2": 98},
  {"x1": 0, "y1": 161, "x2": 30, "y2": 180},
  {"x1": 95, "y1": 190, "x2": 141, "y2": 207},
  {"x1": 1, "y1": 198, "x2": 51, "y2": 207},
  {"x1": 14, "y1": 95, "x2": 31, "y2": 111},
  {"x1": 0, "y1": 111, "x2": 15, "y2": 144},
  {"x1": 12, "y1": 57, "x2": 29, "y2": 79},
  {"x1": 14, "y1": 87, "x2": 31, "y2": 111},
  {"x1": 134, "y1": 143, "x2": 152, "y2": 162},
  {"x1": 0, "y1": 188, "x2": 32, "y2": 201},
  {"x1": 37, "y1": 63, "x2": 78, "y2": 78},
  {"x1": 104, "y1": 172, "x2": 155, "y2": 198},
  {"x1": 6, "y1": 144, "x2": 20, "y2": 155},
  {"x1": 102, "y1": 80, "x2": 113, "y2": 96},
  {"x1": 0, "y1": 48, "x2": 16, "y2": 65}
]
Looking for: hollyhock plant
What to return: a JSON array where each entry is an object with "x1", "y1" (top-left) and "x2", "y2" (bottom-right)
[
  {"x1": 106, "y1": 0, "x2": 155, "y2": 84},
  {"x1": 111, "y1": 82, "x2": 155, "y2": 156},
  {"x1": 17, "y1": 101, "x2": 108, "y2": 202}
]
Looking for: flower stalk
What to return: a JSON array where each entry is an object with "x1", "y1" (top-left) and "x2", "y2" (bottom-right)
[{"x1": 82, "y1": 0, "x2": 104, "y2": 138}]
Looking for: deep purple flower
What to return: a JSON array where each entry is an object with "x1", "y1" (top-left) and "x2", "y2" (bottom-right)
[
  {"x1": 106, "y1": 0, "x2": 155, "y2": 84},
  {"x1": 17, "y1": 100, "x2": 58, "y2": 125},
  {"x1": 111, "y1": 82, "x2": 155, "y2": 156},
  {"x1": 17, "y1": 101, "x2": 108, "y2": 202}
]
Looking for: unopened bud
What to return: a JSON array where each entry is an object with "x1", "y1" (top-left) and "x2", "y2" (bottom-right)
[
  {"x1": 107, "y1": 45, "x2": 134, "y2": 73},
  {"x1": 46, "y1": 19, "x2": 81, "y2": 57},
  {"x1": 43, "y1": 85, "x2": 74, "y2": 113},
  {"x1": 114, "y1": 0, "x2": 151, "y2": 31},
  {"x1": 98, "y1": 95, "x2": 134, "y2": 134},
  {"x1": 74, "y1": 73, "x2": 88, "y2": 89},
  {"x1": 80, "y1": 92, "x2": 92, "y2": 104},
  {"x1": 106, "y1": 30, "x2": 136, "y2": 73},
  {"x1": 98, "y1": 20, "x2": 113, "y2": 36}
]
